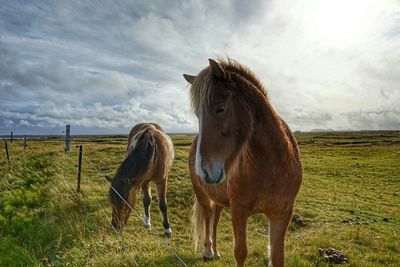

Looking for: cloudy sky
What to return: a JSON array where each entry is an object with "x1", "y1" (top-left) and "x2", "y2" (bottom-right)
[{"x1": 0, "y1": 0, "x2": 399, "y2": 135}]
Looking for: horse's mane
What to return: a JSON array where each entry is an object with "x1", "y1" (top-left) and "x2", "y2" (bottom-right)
[
  {"x1": 109, "y1": 129, "x2": 156, "y2": 201},
  {"x1": 190, "y1": 58, "x2": 269, "y2": 115},
  {"x1": 190, "y1": 58, "x2": 297, "y2": 163},
  {"x1": 219, "y1": 58, "x2": 268, "y2": 98}
]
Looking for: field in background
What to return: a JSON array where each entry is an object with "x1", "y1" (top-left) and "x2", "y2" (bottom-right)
[{"x1": 0, "y1": 132, "x2": 399, "y2": 266}]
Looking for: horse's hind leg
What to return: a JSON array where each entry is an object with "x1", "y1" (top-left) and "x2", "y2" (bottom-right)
[
  {"x1": 268, "y1": 206, "x2": 293, "y2": 267},
  {"x1": 156, "y1": 180, "x2": 172, "y2": 237},
  {"x1": 141, "y1": 181, "x2": 152, "y2": 228}
]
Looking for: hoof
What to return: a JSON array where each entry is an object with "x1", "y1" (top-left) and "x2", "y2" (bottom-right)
[
  {"x1": 203, "y1": 250, "x2": 215, "y2": 262},
  {"x1": 111, "y1": 220, "x2": 123, "y2": 231},
  {"x1": 203, "y1": 255, "x2": 214, "y2": 262},
  {"x1": 214, "y1": 250, "x2": 221, "y2": 259},
  {"x1": 143, "y1": 215, "x2": 151, "y2": 228},
  {"x1": 164, "y1": 228, "x2": 172, "y2": 238}
]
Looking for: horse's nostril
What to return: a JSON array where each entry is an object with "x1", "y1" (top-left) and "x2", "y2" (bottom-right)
[
  {"x1": 203, "y1": 168, "x2": 212, "y2": 183},
  {"x1": 203, "y1": 168, "x2": 209, "y2": 178}
]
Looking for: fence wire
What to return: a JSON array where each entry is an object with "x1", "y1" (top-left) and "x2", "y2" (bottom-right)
[
  {"x1": 65, "y1": 149, "x2": 138, "y2": 264},
  {"x1": 79, "y1": 150, "x2": 189, "y2": 267}
]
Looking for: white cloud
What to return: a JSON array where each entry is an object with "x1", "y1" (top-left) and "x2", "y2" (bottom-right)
[{"x1": 0, "y1": 0, "x2": 399, "y2": 134}]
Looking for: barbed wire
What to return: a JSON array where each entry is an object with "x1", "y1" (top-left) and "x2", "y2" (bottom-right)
[
  {"x1": 80, "y1": 151, "x2": 189, "y2": 267},
  {"x1": 3, "y1": 142, "x2": 190, "y2": 266},
  {"x1": 95, "y1": 202, "x2": 140, "y2": 266},
  {"x1": 65, "y1": 150, "x2": 138, "y2": 266}
]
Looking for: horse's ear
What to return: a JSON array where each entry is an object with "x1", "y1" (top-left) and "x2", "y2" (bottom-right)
[
  {"x1": 208, "y1": 59, "x2": 225, "y2": 80},
  {"x1": 183, "y1": 74, "x2": 196, "y2": 84}
]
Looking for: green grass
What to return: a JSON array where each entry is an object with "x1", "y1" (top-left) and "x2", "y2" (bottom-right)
[{"x1": 0, "y1": 132, "x2": 399, "y2": 266}]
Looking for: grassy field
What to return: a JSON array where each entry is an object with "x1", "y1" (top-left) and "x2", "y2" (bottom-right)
[{"x1": 0, "y1": 132, "x2": 399, "y2": 266}]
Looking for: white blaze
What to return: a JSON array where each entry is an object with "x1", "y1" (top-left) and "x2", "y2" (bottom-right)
[{"x1": 195, "y1": 112, "x2": 204, "y2": 178}]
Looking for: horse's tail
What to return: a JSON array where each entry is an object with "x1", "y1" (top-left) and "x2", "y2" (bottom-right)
[
  {"x1": 191, "y1": 196, "x2": 215, "y2": 251},
  {"x1": 191, "y1": 197, "x2": 204, "y2": 251}
]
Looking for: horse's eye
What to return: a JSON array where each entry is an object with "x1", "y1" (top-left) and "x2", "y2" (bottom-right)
[{"x1": 216, "y1": 105, "x2": 226, "y2": 115}]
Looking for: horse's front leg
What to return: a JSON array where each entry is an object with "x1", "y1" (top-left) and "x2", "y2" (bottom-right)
[
  {"x1": 202, "y1": 203, "x2": 214, "y2": 261},
  {"x1": 231, "y1": 205, "x2": 250, "y2": 267},
  {"x1": 268, "y1": 207, "x2": 293, "y2": 267},
  {"x1": 156, "y1": 180, "x2": 172, "y2": 237},
  {"x1": 212, "y1": 204, "x2": 223, "y2": 258}
]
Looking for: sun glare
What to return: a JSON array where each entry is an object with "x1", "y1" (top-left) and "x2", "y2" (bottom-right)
[{"x1": 310, "y1": 0, "x2": 375, "y2": 45}]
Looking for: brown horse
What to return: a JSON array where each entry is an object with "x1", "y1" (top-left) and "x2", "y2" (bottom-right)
[
  {"x1": 183, "y1": 58, "x2": 303, "y2": 266},
  {"x1": 108, "y1": 123, "x2": 174, "y2": 237}
]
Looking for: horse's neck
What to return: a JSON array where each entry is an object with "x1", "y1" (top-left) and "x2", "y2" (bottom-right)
[
  {"x1": 250, "y1": 103, "x2": 290, "y2": 162},
  {"x1": 233, "y1": 82, "x2": 293, "y2": 167}
]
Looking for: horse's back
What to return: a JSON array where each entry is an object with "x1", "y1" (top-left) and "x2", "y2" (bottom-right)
[
  {"x1": 128, "y1": 123, "x2": 163, "y2": 144},
  {"x1": 127, "y1": 123, "x2": 163, "y2": 154},
  {"x1": 127, "y1": 123, "x2": 174, "y2": 180}
]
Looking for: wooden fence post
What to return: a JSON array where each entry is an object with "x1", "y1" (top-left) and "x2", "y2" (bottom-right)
[
  {"x1": 76, "y1": 145, "x2": 83, "y2": 192},
  {"x1": 4, "y1": 140, "x2": 10, "y2": 164},
  {"x1": 24, "y1": 135, "x2": 27, "y2": 150},
  {"x1": 65, "y1": 125, "x2": 71, "y2": 152},
  {"x1": 10, "y1": 131, "x2": 13, "y2": 143}
]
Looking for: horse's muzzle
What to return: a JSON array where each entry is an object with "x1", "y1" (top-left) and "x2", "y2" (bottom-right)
[{"x1": 203, "y1": 166, "x2": 225, "y2": 184}]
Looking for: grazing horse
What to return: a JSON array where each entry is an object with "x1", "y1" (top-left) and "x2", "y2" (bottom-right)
[
  {"x1": 108, "y1": 123, "x2": 174, "y2": 237},
  {"x1": 183, "y1": 58, "x2": 303, "y2": 266}
]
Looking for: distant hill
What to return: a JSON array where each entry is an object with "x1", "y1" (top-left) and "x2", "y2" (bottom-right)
[{"x1": 311, "y1": 128, "x2": 335, "y2": 132}]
